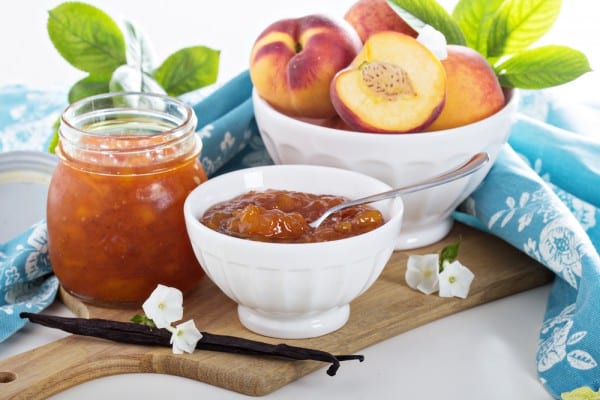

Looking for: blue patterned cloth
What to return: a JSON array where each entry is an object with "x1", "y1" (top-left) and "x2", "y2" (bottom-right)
[
  {"x1": 454, "y1": 96, "x2": 600, "y2": 397},
  {"x1": 0, "y1": 222, "x2": 58, "y2": 339},
  {"x1": 1, "y1": 71, "x2": 599, "y2": 398}
]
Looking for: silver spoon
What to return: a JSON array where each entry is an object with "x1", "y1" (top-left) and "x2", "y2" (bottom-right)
[{"x1": 309, "y1": 152, "x2": 490, "y2": 228}]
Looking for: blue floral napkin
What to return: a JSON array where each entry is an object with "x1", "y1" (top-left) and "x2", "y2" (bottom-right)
[
  {"x1": 1, "y1": 70, "x2": 599, "y2": 398},
  {"x1": 0, "y1": 222, "x2": 58, "y2": 340},
  {"x1": 454, "y1": 95, "x2": 600, "y2": 397}
]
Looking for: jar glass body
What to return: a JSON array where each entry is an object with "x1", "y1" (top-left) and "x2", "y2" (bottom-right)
[{"x1": 47, "y1": 92, "x2": 207, "y2": 307}]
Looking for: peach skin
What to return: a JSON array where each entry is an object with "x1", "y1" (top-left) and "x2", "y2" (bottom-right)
[
  {"x1": 426, "y1": 45, "x2": 505, "y2": 131},
  {"x1": 344, "y1": 0, "x2": 417, "y2": 43},
  {"x1": 250, "y1": 14, "x2": 361, "y2": 119}
]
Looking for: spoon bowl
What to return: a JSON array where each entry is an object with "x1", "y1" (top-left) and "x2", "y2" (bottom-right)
[{"x1": 309, "y1": 152, "x2": 489, "y2": 229}]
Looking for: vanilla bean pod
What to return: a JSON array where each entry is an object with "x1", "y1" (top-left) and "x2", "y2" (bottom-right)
[{"x1": 20, "y1": 312, "x2": 363, "y2": 375}]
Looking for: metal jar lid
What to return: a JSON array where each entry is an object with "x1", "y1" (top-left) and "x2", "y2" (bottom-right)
[{"x1": 0, "y1": 151, "x2": 57, "y2": 242}]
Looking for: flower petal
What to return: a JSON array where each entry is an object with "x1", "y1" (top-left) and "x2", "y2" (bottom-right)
[
  {"x1": 438, "y1": 261, "x2": 475, "y2": 299},
  {"x1": 170, "y1": 319, "x2": 203, "y2": 354},
  {"x1": 142, "y1": 284, "x2": 184, "y2": 328},
  {"x1": 417, "y1": 25, "x2": 448, "y2": 60},
  {"x1": 405, "y1": 254, "x2": 440, "y2": 295}
]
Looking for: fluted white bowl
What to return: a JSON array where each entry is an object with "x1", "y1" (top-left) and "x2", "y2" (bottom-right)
[
  {"x1": 184, "y1": 164, "x2": 404, "y2": 339},
  {"x1": 253, "y1": 89, "x2": 518, "y2": 249}
]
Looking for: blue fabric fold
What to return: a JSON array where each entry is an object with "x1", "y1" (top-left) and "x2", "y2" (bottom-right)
[
  {"x1": 183, "y1": 69, "x2": 272, "y2": 176},
  {"x1": 509, "y1": 114, "x2": 600, "y2": 209},
  {"x1": 455, "y1": 96, "x2": 600, "y2": 397},
  {"x1": 0, "y1": 221, "x2": 58, "y2": 340},
  {"x1": 191, "y1": 69, "x2": 254, "y2": 128},
  {"x1": 1, "y1": 71, "x2": 599, "y2": 398}
]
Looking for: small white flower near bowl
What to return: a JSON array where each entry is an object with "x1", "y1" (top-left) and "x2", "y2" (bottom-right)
[
  {"x1": 253, "y1": 89, "x2": 519, "y2": 249},
  {"x1": 184, "y1": 164, "x2": 404, "y2": 339},
  {"x1": 141, "y1": 284, "x2": 203, "y2": 354}
]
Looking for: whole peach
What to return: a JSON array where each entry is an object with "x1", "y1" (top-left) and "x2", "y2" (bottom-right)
[
  {"x1": 344, "y1": 0, "x2": 417, "y2": 43},
  {"x1": 426, "y1": 45, "x2": 505, "y2": 131},
  {"x1": 249, "y1": 14, "x2": 361, "y2": 119}
]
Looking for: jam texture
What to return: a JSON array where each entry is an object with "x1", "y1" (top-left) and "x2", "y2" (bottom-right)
[
  {"x1": 201, "y1": 189, "x2": 384, "y2": 243},
  {"x1": 47, "y1": 158, "x2": 206, "y2": 306}
]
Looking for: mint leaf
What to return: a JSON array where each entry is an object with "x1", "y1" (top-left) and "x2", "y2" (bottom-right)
[
  {"x1": 439, "y1": 241, "x2": 461, "y2": 271},
  {"x1": 153, "y1": 46, "x2": 220, "y2": 96},
  {"x1": 68, "y1": 75, "x2": 110, "y2": 103},
  {"x1": 452, "y1": 0, "x2": 505, "y2": 55},
  {"x1": 386, "y1": 0, "x2": 466, "y2": 45},
  {"x1": 487, "y1": 0, "x2": 562, "y2": 58},
  {"x1": 122, "y1": 19, "x2": 156, "y2": 72},
  {"x1": 47, "y1": 2, "x2": 126, "y2": 76},
  {"x1": 495, "y1": 45, "x2": 591, "y2": 89},
  {"x1": 110, "y1": 65, "x2": 166, "y2": 94}
]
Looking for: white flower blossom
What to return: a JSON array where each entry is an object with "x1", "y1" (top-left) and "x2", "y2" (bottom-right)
[
  {"x1": 405, "y1": 254, "x2": 440, "y2": 295},
  {"x1": 417, "y1": 25, "x2": 447, "y2": 60},
  {"x1": 141, "y1": 284, "x2": 203, "y2": 355},
  {"x1": 170, "y1": 319, "x2": 203, "y2": 354},
  {"x1": 438, "y1": 261, "x2": 474, "y2": 299},
  {"x1": 142, "y1": 284, "x2": 183, "y2": 329}
]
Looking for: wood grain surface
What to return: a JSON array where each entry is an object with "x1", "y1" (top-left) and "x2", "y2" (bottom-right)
[{"x1": 0, "y1": 223, "x2": 554, "y2": 399}]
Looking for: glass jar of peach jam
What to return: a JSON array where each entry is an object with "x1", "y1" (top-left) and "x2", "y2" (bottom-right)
[{"x1": 47, "y1": 92, "x2": 207, "y2": 307}]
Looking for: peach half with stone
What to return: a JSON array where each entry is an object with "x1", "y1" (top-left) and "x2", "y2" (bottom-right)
[{"x1": 330, "y1": 31, "x2": 447, "y2": 133}]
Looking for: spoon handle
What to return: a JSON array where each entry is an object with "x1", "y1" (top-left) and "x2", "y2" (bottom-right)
[{"x1": 310, "y1": 152, "x2": 489, "y2": 228}]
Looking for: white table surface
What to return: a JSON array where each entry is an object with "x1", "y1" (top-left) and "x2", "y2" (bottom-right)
[{"x1": 0, "y1": 1, "x2": 597, "y2": 399}]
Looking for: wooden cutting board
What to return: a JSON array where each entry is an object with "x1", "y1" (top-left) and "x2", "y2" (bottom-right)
[{"x1": 0, "y1": 223, "x2": 554, "y2": 399}]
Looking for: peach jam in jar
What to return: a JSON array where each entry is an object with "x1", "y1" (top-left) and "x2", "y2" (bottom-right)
[{"x1": 47, "y1": 92, "x2": 207, "y2": 307}]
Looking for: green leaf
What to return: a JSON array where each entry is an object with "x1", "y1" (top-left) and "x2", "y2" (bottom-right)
[
  {"x1": 495, "y1": 45, "x2": 591, "y2": 89},
  {"x1": 110, "y1": 65, "x2": 166, "y2": 94},
  {"x1": 47, "y1": 2, "x2": 126, "y2": 75},
  {"x1": 122, "y1": 19, "x2": 156, "y2": 72},
  {"x1": 68, "y1": 74, "x2": 110, "y2": 103},
  {"x1": 452, "y1": 0, "x2": 506, "y2": 55},
  {"x1": 439, "y1": 240, "x2": 461, "y2": 271},
  {"x1": 130, "y1": 314, "x2": 156, "y2": 328},
  {"x1": 487, "y1": 0, "x2": 562, "y2": 58},
  {"x1": 153, "y1": 46, "x2": 220, "y2": 96},
  {"x1": 386, "y1": 0, "x2": 466, "y2": 45},
  {"x1": 47, "y1": 117, "x2": 61, "y2": 154}
]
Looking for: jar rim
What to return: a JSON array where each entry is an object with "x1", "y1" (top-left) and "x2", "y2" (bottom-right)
[
  {"x1": 57, "y1": 92, "x2": 201, "y2": 174},
  {"x1": 60, "y1": 91, "x2": 197, "y2": 150}
]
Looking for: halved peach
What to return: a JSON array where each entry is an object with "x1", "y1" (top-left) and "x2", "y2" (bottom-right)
[{"x1": 330, "y1": 31, "x2": 447, "y2": 133}]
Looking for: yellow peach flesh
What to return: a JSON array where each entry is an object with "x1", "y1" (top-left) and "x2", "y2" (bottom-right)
[{"x1": 331, "y1": 32, "x2": 446, "y2": 132}]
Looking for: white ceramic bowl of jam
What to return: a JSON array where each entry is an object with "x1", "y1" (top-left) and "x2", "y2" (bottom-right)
[
  {"x1": 253, "y1": 89, "x2": 519, "y2": 250},
  {"x1": 184, "y1": 164, "x2": 404, "y2": 339}
]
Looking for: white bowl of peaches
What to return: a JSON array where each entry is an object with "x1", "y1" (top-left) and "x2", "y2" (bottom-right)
[{"x1": 249, "y1": 2, "x2": 518, "y2": 249}]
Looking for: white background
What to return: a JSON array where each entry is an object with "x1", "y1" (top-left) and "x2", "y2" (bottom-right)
[
  {"x1": 0, "y1": 1, "x2": 597, "y2": 91},
  {"x1": 0, "y1": 1, "x2": 598, "y2": 399}
]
